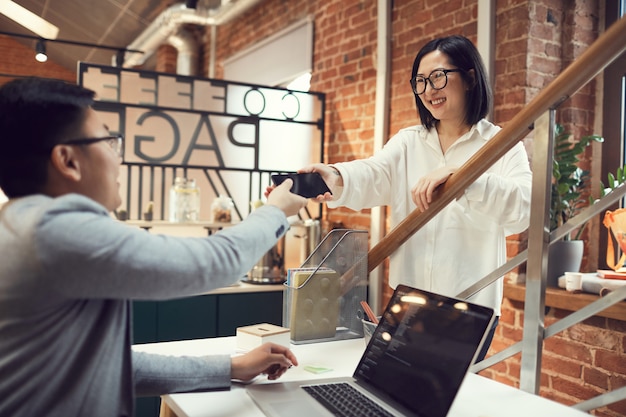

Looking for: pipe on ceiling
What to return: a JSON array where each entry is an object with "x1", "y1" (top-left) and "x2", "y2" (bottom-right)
[
  {"x1": 166, "y1": 27, "x2": 198, "y2": 76},
  {"x1": 122, "y1": 0, "x2": 262, "y2": 70}
]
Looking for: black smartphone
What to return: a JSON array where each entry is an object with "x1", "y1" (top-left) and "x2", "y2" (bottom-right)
[{"x1": 271, "y1": 172, "x2": 332, "y2": 198}]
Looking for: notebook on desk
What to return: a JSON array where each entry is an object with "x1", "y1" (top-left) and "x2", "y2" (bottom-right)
[{"x1": 246, "y1": 284, "x2": 495, "y2": 417}]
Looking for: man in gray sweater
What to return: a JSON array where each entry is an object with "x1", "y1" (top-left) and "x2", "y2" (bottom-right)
[{"x1": 0, "y1": 77, "x2": 307, "y2": 416}]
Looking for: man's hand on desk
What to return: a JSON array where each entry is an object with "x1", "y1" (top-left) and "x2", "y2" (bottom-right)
[{"x1": 231, "y1": 343, "x2": 299, "y2": 382}]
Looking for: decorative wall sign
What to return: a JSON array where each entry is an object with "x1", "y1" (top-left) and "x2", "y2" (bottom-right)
[{"x1": 79, "y1": 63, "x2": 325, "y2": 221}]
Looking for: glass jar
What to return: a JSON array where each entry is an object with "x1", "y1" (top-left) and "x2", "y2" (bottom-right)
[
  {"x1": 211, "y1": 195, "x2": 234, "y2": 223},
  {"x1": 169, "y1": 177, "x2": 200, "y2": 222}
]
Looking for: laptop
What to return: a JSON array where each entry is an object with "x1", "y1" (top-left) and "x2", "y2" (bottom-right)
[{"x1": 246, "y1": 284, "x2": 495, "y2": 417}]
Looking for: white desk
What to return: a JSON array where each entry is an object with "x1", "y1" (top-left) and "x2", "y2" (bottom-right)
[{"x1": 133, "y1": 337, "x2": 590, "y2": 417}]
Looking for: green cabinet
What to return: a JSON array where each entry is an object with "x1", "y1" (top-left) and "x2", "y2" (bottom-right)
[
  {"x1": 133, "y1": 290, "x2": 283, "y2": 342},
  {"x1": 133, "y1": 295, "x2": 219, "y2": 343},
  {"x1": 216, "y1": 291, "x2": 283, "y2": 336},
  {"x1": 133, "y1": 289, "x2": 283, "y2": 417}
]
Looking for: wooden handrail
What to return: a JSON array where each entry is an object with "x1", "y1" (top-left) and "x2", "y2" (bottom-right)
[{"x1": 367, "y1": 16, "x2": 626, "y2": 273}]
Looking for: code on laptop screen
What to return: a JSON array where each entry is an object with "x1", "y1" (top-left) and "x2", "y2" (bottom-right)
[{"x1": 354, "y1": 285, "x2": 494, "y2": 417}]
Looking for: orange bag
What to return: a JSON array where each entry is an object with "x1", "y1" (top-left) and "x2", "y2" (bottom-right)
[{"x1": 602, "y1": 208, "x2": 626, "y2": 271}]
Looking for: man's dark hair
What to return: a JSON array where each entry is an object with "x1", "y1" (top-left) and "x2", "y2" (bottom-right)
[
  {"x1": 410, "y1": 35, "x2": 492, "y2": 130},
  {"x1": 0, "y1": 77, "x2": 95, "y2": 198}
]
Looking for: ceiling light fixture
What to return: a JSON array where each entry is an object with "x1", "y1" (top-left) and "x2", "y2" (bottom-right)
[
  {"x1": 0, "y1": 0, "x2": 59, "y2": 39},
  {"x1": 35, "y1": 39, "x2": 47, "y2": 62},
  {"x1": 115, "y1": 49, "x2": 125, "y2": 67},
  {"x1": 0, "y1": 30, "x2": 144, "y2": 66}
]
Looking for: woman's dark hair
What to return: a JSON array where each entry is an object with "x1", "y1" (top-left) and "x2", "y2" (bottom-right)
[
  {"x1": 410, "y1": 35, "x2": 492, "y2": 130},
  {"x1": 0, "y1": 77, "x2": 95, "y2": 198}
]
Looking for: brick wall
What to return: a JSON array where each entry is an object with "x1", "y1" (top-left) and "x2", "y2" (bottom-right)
[
  {"x1": 484, "y1": 298, "x2": 626, "y2": 417},
  {"x1": 156, "y1": 43, "x2": 178, "y2": 74}
]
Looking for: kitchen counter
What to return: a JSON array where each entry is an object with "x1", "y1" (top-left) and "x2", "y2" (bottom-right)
[{"x1": 204, "y1": 281, "x2": 284, "y2": 295}]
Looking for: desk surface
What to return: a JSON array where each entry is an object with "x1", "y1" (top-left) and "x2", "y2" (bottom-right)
[
  {"x1": 134, "y1": 337, "x2": 589, "y2": 417},
  {"x1": 204, "y1": 281, "x2": 284, "y2": 295}
]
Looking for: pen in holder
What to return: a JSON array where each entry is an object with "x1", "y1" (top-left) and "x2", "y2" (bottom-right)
[{"x1": 283, "y1": 229, "x2": 368, "y2": 344}]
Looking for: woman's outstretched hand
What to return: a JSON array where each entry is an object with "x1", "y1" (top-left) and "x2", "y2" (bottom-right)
[{"x1": 265, "y1": 164, "x2": 339, "y2": 203}]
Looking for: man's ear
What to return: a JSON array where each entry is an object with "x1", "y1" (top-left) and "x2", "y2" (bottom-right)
[{"x1": 49, "y1": 145, "x2": 82, "y2": 182}]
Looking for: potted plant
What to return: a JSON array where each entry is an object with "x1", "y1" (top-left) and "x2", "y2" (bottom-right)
[
  {"x1": 115, "y1": 209, "x2": 128, "y2": 221},
  {"x1": 143, "y1": 201, "x2": 154, "y2": 221},
  {"x1": 547, "y1": 124, "x2": 604, "y2": 286},
  {"x1": 550, "y1": 124, "x2": 604, "y2": 237}
]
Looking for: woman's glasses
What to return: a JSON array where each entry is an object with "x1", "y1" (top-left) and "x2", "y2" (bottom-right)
[{"x1": 410, "y1": 68, "x2": 463, "y2": 95}]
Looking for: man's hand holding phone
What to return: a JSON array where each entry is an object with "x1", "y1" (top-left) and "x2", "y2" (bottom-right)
[{"x1": 266, "y1": 179, "x2": 307, "y2": 217}]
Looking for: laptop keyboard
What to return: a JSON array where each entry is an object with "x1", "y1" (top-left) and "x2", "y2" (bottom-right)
[{"x1": 302, "y1": 382, "x2": 395, "y2": 417}]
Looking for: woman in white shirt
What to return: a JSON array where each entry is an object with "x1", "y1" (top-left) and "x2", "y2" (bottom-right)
[{"x1": 302, "y1": 35, "x2": 532, "y2": 360}]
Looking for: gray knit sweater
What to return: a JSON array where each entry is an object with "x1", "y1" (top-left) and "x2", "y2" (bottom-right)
[{"x1": 0, "y1": 194, "x2": 289, "y2": 416}]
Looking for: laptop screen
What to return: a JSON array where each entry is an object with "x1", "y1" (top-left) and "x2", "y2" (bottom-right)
[{"x1": 354, "y1": 284, "x2": 494, "y2": 417}]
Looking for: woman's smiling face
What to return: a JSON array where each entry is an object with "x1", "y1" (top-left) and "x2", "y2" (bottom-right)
[{"x1": 416, "y1": 50, "x2": 470, "y2": 127}]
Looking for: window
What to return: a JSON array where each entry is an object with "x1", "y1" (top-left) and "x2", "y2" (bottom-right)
[
  {"x1": 223, "y1": 18, "x2": 313, "y2": 87},
  {"x1": 599, "y1": 0, "x2": 626, "y2": 268}
]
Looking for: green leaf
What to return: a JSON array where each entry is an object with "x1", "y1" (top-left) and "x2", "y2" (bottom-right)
[{"x1": 550, "y1": 123, "x2": 605, "y2": 237}]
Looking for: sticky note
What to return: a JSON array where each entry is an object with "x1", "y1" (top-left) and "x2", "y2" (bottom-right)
[{"x1": 304, "y1": 365, "x2": 333, "y2": 374}]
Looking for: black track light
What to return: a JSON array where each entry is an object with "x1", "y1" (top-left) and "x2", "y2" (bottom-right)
[
  {"x1": 35, "y1": 39, "x2": 47, "y2": 62},
  {"x1": 115, "y1": 49, "x2": 125, "y2": 67}
]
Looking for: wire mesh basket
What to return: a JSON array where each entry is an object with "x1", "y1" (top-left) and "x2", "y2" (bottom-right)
[{"x1": 283, "y1": 229, "x2": 368, "y2": 344}]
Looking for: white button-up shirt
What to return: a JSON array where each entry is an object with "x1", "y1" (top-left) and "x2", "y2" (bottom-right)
[{"x1": 329, "y1": 119, "x2": 532, "y2": 315}]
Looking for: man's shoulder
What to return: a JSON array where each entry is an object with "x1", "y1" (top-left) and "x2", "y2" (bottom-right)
[
  {"x1": 7, "y1": 194, "x2": 109, "y2": 225},
  {"x1": 52, "y1": 194, "x2": 109, "y2": 213}
]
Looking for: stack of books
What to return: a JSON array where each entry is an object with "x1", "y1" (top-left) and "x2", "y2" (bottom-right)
[
  {"x1": 284, "y1": 267, "x2": 340, "y2": 342},
  {"x1": 596, "y1": 269, "x2": 626, "y2": 280}
]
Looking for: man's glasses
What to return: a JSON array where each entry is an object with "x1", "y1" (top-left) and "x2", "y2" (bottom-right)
[
  {"x1": 64, "y1": 134, "x2": 125, "y2": 159},
  {"x1": 410, "y1": 68, "x2": 463, "y2": 95}
]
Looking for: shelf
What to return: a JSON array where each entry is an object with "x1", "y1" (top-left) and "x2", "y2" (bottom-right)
[{"x1": 504, "y1": 281, "x2": 626, "y2": 321}]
